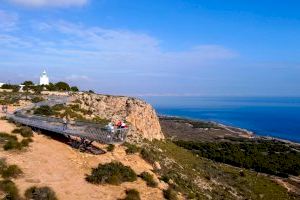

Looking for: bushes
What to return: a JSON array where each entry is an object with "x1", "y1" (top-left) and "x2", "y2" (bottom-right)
[
  {"x1": 86, "y1": 162, "x2": 137, "y2": 185},
  {"x1": 163, "y1": 187, "x2": 178, "y2": 200},
  {"x1": 107, "y1": 144, "x2": 115, "y2": 152},
  {"x1": 0, "y1": 179, "x2": 20, "y2": 200},
  {"x1": 175, "y1": 140, "x2": 300, "y2": 177},
  {"x1": 3, "y1": 140, "x2": 23, "y2": 150},
  {"x1": 2, "y1": 165, "x2": 23, "y2": 179},
  {"x1": 123, "y1": 189, "x2": 141, "y2": 200},
  {"x1": 25, "y1": 186, "x2": 58, "y2": 200},
  {"x1": 139, "y1": 172, "x2": 157, "y2": 187},
  {"x1": 124, "y1": 143, "x2": 140, "y2": 154},
  {"x1": 140, "y1": 148, "x2": 157, "y2": 165},
  {"x1": 34, "y1": 105, "x2": 55, "y2": 116},
  {"x1": 12, "y1": 127, "x2": 33, "y2": 137},
  {"x1": 0, "y1": 159, "x2": 23, "y2": 179},
  {"x1": 0, "y1": 131, "x2": 32, "y2": 151},
  {"x1": 31, "y1": 96, "x2": 44, "y2": 103}
]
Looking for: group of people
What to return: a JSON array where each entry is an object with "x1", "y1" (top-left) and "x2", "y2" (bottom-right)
[{"x1": 106, "y1": 120, "x2": 128, "y2": 133}]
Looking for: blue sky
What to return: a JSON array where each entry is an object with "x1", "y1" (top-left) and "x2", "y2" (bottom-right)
[{"x1": 0, "y1": 0, "x2": 300, "y2": 96}]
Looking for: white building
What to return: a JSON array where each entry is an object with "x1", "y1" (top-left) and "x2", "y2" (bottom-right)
[
  {"x1": 40, "y1": 70, "x2": 49, "y2": 85},
  {"x1": 0, "y1": 83, "x2": 4, "y2": 88}
]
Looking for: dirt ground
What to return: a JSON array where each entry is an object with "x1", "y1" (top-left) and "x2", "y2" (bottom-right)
[{"x1": 0, "y1": 111, "x2": 165, "y2": 200}]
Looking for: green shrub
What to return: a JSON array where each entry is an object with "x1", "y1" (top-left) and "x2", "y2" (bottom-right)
[
  {"x1": 0, "y1": 179, "x2": 20, "y2": 200},
  {"x1": 31, "y1": 96, "x2": 44, "y2": 103},
  {"x1": 107, "y1": 144, "x2": 115, "y2": 152},
  {"x1": 3, "y1": 140, "x2": 22, "y2": 151},
  {"x1": 123, "y1": 189, "x2": 141, "y2": 200},
  {"x1": 12, "y1": 127, "x2": 33, "y2": 137},
  {"x1": 92, "y1": 116, "x2": 110, "y2": 125},
  {"x1": 139, "y1": 172, "x2": 157, "y2": 187},
  {"x1": 1, "y1": 165, "x2": 22, "y2": 179},
  {"x1": 25, "y1": 186, "x2": 58, "y2": 200},
  {"x1": 52, "y1": 104, "x2": 65, "y2": 111},
  {"x1": 34, "y1": 105, "x2": 54, "y2": 116},
  {"x1": 21, "y1": 138, "x2": 33, "y2": 147},
  {"x1": 0, "y1": 132, "x2": 18, "y2": 143},
  {"x1": 124, "y1": 143, "x2": 140, "y2": 154},
  {"x1": 140, "y1": 148, "x2": 157, "y2": 164},
  {"x1": 163, "y1": 187, "x2": 178, "y2": 200},
  {"x1": 86, "y1": 162, "x2": 137, "y2": 185}
]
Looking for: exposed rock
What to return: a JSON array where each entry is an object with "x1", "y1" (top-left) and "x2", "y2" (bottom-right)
[
  {"x1": 72, "y1": 93, "x2": 164, "y2": 141},
  {"x1": 154, "y1": 161, "x2": 161, "y2": 170}
]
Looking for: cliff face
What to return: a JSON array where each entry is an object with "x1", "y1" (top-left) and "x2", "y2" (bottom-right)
[{"x1": 72, "y1": 93, "x2": 164, "y2": 141}]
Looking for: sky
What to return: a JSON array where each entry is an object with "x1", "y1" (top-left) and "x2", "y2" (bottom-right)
[{"x1": 0, "y1": 0, "x2": 300, "y2": 96}]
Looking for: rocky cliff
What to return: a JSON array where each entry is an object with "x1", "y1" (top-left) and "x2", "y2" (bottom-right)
[{"x1": 72, "y1": 93, "x2": 164, "y2": 141}]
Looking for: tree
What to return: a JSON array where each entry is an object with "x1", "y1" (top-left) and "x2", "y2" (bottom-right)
[
  {"x1": 45, "y1": 83, "x2": 57, "y2": 91},
  {"x1": 32, "y1": 85, "x2": 43, "y2": 94},
  {"x1": 22, "y1": 81, "x2": 34, "y2": 86},
  {"x1": 55, "y1": 82, "x2": 70, "y2": 91},
  {"x1": 70, "y1": 86, "x2": 79, "y2": 92}
]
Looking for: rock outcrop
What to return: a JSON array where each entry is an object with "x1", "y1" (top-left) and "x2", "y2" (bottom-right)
[{"x1": 72, "y1": 93, "x2": 164, "y2": 141}]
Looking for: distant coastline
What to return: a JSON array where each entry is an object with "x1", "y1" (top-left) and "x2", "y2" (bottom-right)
[{"x1": 159, "y1": 114, "x2": 300, "y2": 146}]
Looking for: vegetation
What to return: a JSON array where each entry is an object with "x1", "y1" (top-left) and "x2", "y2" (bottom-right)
[
  {"x1": 143, "y1": 140, "x2": 296, "y2": 200},
  {"x1": 122, "y1": 189, "x2": 141, "y2": 200},
  {"x1": 0, "y1": 132, "x2": 32, "y2": 151},
  {"x1": 22, "y1": 81, "x2": 34, "y2": 86},
  {"x1": 70, "y1": 86, "x2": 79, "y2": 92},
  {"x1": 34, "y1": 105, "x2": 56, "y2": 116},
  {"x1": 12, "y1": 126, "x2": 33, "y2": 137},
  {"x1": 106, "y1": 144, "x2": 115, "y2": 152},
  {"x1": 31, "y1": 96, "x2": 44, "y2": 103},
  {"x1": 161, "y1": 117, "x2": 222, "y2": 129},
  {"x1": 0, "y1": 179, "x2": 21, "y2": 200},
  {"x1": 2, "y1": 165, "x2": 23, "y2": 179},
  {"x1": 86, "y1": 162, "x2": 137, "y2": 185},
  {"x1": 124, "y1": 143, "x2": 140, "y2": 154},
  {"x1": 163, "y1": 186, "x2": 178, "y2": 200},
  {"x1": 139, "y1": 172, "x2": 157, "y2": 187},
  {"x1": 0, "y1": 159, "x2": 23, "y2": 179},
  {"x1": 25, "y1": 186, "x2": 58, "y2": 200},
  {"x1": 55, "y1": 82, "x2": 70, "y2": 91},
  {"x1": 1, "y1": 84, "x2": 20, "y2": 92},
  {"x1": 175, "y1": 140, "x2": 300, "y2": 177},
  {"x1": 140, "y1": 148, "x2": 158, "y2": 165}
]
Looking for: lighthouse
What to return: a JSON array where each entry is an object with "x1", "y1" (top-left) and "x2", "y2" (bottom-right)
[{"x1": 40, "y1": 70, "x2": 49, "y2": 85}]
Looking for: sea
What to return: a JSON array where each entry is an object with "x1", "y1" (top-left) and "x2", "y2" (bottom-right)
[{"x1": 141, "y1": 96, "x2": 300, "y2": 143}]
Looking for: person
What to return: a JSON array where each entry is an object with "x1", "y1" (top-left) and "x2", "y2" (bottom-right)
[
  {"x1": 116, "y1": 120, "x2": 122, "y2": 128},
  {"x1": 121, "y1": 122, "x2": 127, "y2": 128},
  {"x1": 105, "y1": 122, "x2": 115, "y2": 133},
  {"x1": 62, "y1": 116, "x2": 68, "y2": 130}
]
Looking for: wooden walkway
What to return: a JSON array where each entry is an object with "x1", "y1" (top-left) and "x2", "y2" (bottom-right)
[{"x1": 6, "y1": 96, "x2": 128, "y2": 147}]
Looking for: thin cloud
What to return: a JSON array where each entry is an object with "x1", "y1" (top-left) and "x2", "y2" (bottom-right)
[
  {"x1": 0, "y1": 10, "x2": 18, "y2": 31},
  {"x1": 65, "y1": 74, "x2": 90, "y2": 81},
  {"x1": 7, "y1": 0, "x2": 88, "y2": 8}
]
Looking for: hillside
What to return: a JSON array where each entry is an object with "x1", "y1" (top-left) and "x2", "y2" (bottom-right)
[{"x1": 0, "y1": 91, "x2": 299, "y2": 199}]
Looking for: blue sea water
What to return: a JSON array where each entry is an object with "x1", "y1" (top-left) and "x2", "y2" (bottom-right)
[{"x1": 141, "y1": 96, "x2": 300, "y2": 143}]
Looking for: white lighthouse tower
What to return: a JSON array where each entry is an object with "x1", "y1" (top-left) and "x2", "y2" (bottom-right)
[{"x1": 40, "y1": 70, "x2": 49, "y2": 85}]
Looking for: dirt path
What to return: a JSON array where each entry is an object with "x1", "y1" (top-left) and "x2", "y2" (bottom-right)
[{"x1": 0, "y1": 113, "x2": 164, "y2": 200}]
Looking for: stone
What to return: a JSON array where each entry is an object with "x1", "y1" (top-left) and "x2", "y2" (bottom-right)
[{"x1": 72, "y1": 93, "x2": 165, "y2": 141}]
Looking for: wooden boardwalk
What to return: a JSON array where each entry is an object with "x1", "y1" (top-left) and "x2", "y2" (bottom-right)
[{"x1": 6, "y1": 96, "x2": 128, "y2": 146}]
